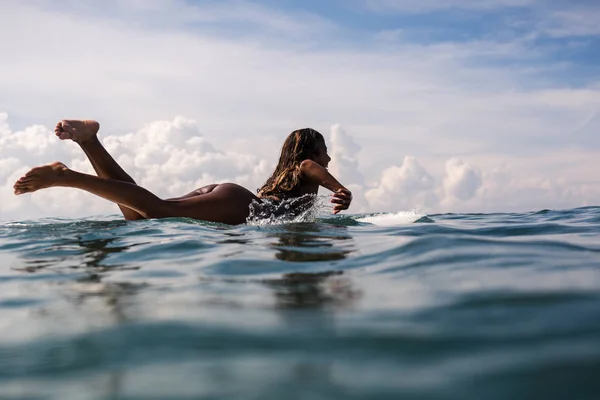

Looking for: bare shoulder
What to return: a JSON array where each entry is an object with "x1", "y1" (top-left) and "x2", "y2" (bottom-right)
[{"x1": 299, "y1": 159, "x2": 317, "y2": 171}]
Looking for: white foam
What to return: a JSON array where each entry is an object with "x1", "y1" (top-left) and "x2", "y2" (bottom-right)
[
  {"x1": 357, "y1": 210, "x2": 424, "y2": 226},
  {"x1": 246, "y1": 194, "x2": 327, "y2": 226}
]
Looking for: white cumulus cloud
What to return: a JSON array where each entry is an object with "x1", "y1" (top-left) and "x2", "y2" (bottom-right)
[
  {"x1": 442, "y1": 158, "x2": 484, "y2": 204},
  {"x1": 365, "y1": 156, "x2": 438, "y2": 212},
  {"x1": 328, "y1": 124, "x2": 368, "y2": 212}
]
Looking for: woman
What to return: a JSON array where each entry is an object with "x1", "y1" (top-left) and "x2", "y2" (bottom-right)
[{"x1": 13, "y1": 120, "x2": 353, "y2": 225}]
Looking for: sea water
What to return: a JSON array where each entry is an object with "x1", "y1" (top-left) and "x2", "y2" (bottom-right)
[{"x1": 0, "y1": 203, "x2": 599, "y2": 399}]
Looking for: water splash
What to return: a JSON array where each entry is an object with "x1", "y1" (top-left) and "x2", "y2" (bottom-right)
[
  {"x1": 246, "y1": 194, "x2": 331, "y2": 226},
  {"x1": 356, "y1": 209, "x2": 425, "y2": 226}
]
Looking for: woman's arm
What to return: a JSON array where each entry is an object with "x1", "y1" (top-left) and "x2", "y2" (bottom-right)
[{"x1": 299, "y1": 159, "x2": 353, "y2": 214}]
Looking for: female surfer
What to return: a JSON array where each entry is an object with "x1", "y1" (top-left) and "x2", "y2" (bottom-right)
[{"x1": 13, "y1": 120, "x2": 352, "y2": 225}]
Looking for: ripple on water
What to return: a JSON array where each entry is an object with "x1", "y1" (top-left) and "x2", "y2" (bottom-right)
[{"x1": 0, "y1": 207, "x2": 599, "y2": 399}]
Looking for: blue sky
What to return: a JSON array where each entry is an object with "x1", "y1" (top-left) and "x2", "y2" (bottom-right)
[
  {"x1": 263, "y1": 0, "x2": 600, "y2": 85},
  {"x1": 84, "y1": 0, "x2": 600, "y2": 88},
  {"x1": 173, "y1": 1, "x2": 600, "y2": 64}
]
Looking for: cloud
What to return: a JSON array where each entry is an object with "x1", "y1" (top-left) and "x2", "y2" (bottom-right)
[
  {"x1": 101, "y1": 117, "x2": 272, "y2": 193},
  {"x1": 33, "y1": 0, "x2": 336, "y2": 37},
  {"x1": 365, "y1": 156, "x2": 438, "y2": 212},
  {"x1": 570, "y1": 111, "x2": 600, "y2": 149},
  {"x1": 328, "y1": 124, "x2": 363, "y2": 185},
  {"x1": 327, "y1": 124, "x2": 369, "y2": 212},
  {"x1": 442, "y1": 158, "x2": 483, "y2": 203},
  {"x1": 366, "y1": 0, "x2": 600, "y2": 43},
  {"x1": 366, "y1": 0, "x2": 534, "y2": 13},
  {"x1": 537, "y1": 7, "x2": 600, "y2": 38}
]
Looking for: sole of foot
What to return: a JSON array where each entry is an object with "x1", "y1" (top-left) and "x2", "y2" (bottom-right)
[{"x1": 13, "y1": 162, "x2": 68, "y2": 195}]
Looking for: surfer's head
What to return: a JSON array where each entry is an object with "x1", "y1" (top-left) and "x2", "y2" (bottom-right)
[
  {"x1": 258, "y1": 128, "x2": 327, "y2": 198},
  {"x1": 279, "y1": 128, "x2": 327, "y2": 168}
]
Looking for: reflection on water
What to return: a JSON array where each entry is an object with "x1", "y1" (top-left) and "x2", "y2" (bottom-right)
[
  {"x1": 5, "y1": 222, "x2": 362, "y2": 398},
  {"x1": 17, "y1": 234, "x2": 143, "y2": 321},
  {"x1": 12, "y1": 221, "x2": 363, "y2": 328},
  {"x1": 270, "y1": 223, "x2": 355, "y2": 262},
  {"x1": 15, "y1": 236, "x2": 135, "y2": 272},
  {"x1": 264, "y1": 271, "x2": 362, "y2": 309},
  {"x1": 73, "y1": 237, "x2": 133, "y2": 270},
  {"x1": 74, "y1": 274, "x2": 147, "y2": 323},
  {"x1": 218, "y1": 232, "x2": 250, "y2": 245}
]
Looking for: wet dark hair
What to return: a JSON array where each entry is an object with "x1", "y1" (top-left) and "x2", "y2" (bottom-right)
[{"x1": 258, "y1": 128, "x2": 325, "y2": 200}]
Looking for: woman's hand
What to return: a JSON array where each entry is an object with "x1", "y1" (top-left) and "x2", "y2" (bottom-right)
[{"x1": 331, "y1": 188, "x2": 352, "y2": 214}]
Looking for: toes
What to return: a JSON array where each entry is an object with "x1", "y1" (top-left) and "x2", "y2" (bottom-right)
[
  {"x1": 13, "y1": 184, "x2": 26, "y2": 194},
  {"x1": 13, "y1": 177, "x2": 35, "y2": 194},
  {"x1": 16, "y1": 177, "x2": 31, "y2": 185},
  {"x1": 14, "y1": 178, "x2": 28, "y2": 187},
  {"x1": 55, "y1": 121, "x2": 75, "y2": 140},
  {"x1": 62, "y1": 123, "x2": 75, "y2": 133},
  {"x1": 14, "y1": 186, "x2": 30, "y2": 195}
]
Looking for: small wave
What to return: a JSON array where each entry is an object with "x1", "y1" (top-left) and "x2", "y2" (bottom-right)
[
  {"x1": 1, "y1": 215, "x2": 125, "y2": 228},
  {"x1": 357, "y1": 210, "x2": 427, "y2": 226}
]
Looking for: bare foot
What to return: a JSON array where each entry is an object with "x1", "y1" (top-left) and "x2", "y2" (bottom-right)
[
  {"x1": 13, "y1": 162, "x2": 69, "y2": 195},
  {"x1": 54, "y1": 120, "x2": 100, "y2": 143}
]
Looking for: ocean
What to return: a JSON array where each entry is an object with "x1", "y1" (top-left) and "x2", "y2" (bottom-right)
[{"x1": 0, "y1": 205, "x2": 599, "y2": 399}]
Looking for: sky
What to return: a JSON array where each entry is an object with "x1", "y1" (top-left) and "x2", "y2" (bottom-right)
[{"x1": 1, "y1": 0, "x2": 599, "y2": 220}]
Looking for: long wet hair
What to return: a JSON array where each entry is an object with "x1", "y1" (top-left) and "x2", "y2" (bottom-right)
[{"x1": 258, "y1": 128, "x2": 325, "y2": 199}]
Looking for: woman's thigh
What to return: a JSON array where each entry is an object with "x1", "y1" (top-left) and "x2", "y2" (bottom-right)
[{"x1": 166, "y1": 183, "x2": 259, "y2": 225}]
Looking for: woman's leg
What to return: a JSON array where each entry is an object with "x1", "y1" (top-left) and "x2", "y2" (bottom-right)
[
  {"x1": 55, "y1": 120, "x2": 144, "y2": 220},
  {"x1": 13, "y1": 163, "x2": 256, "y2": 225}
]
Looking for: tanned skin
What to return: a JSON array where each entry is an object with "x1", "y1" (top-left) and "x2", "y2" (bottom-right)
[{"x1": 13, "y1": 120, "x2": 352, "y2": 224}]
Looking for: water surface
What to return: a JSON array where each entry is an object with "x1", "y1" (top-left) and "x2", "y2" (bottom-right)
[{"x1": 0, "y1": 207, "x2": 599, "y2": 399}]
